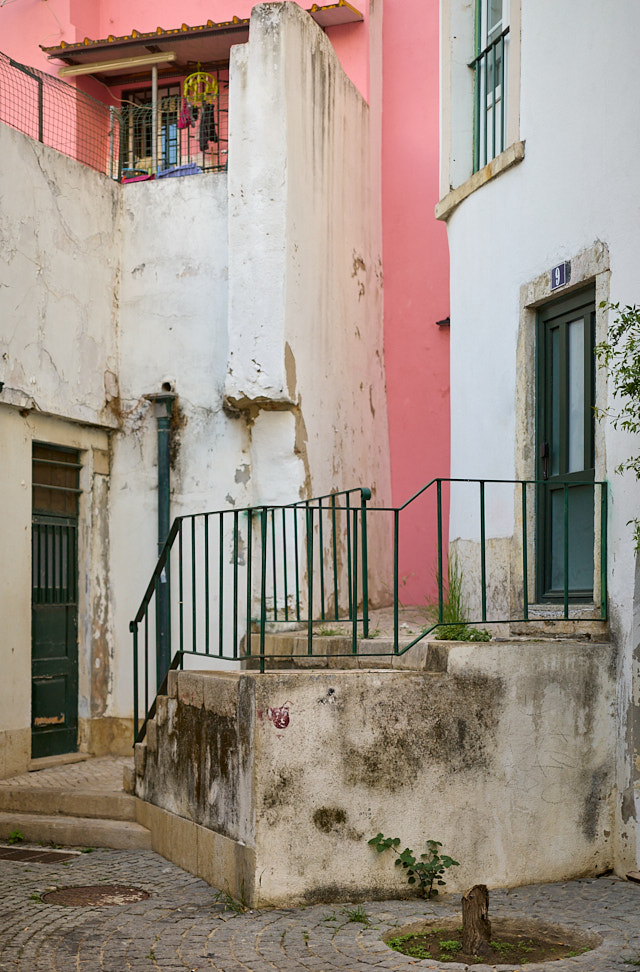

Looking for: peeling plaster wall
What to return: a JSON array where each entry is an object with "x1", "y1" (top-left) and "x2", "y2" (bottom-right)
[
  {"x1": 0, "y1": 410, "x2": 112, "y2": 772},
  {"x1": 109, "y1": 173, "x2": 249, "y2": 717},
  {"x1": 137, "y1": 641, "x2": 616, "y2": 906},
  {"x1": 442, "y1": 0, "x2": 640, "y2": 870},
  {"x1": 226, "y1": 2, "x2": 391, "y2": 600},
  {"x1": 0, "y1": 127, "x2": 120, "y2": 770},
  {"x1": 0, "y1": 125, "x2": 120, "y2": 426}
]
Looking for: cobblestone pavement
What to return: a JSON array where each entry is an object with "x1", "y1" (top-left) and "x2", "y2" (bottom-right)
[
  {"x1": 0, "y1": 846, "x2": 639, "y2": 971},
  {"x1": 0, "y1": 758, "x2": 132, "y2": 792}
]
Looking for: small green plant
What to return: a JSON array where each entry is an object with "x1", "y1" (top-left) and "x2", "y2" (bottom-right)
[
  {"x1": 8, "y1": 830, "x2": 24, "y2": 845},
  {"x1": 369, "y1": 834, "x2": 459, "y2": 898},
  {"x1": 491, "y1": 939, "x2": 516, "y2": 954},
  {"x1": 28, "y1": 892, "x2": 42, "y2": 902},
  {"x1": 317, "y1": 627, "x2": 340, "y2": 636},
  {"x1": 341, "y1": 905, "x2": 369, "y2": 925},
  {"x1": 213, "y1": 883, "x2": 247, "y2": 914},
  {"x1": 595, "y1": 301, "x2": 640, "y2": 549},
  {"x1": 387, "y1": 934, "x2": 430, "y2": 960},
  {"x1": 439, "y1": 939, "x2": 462, "y2": 954},
  {"x1": 425, "y1": 552, "x2": 490, "y2": 642},
  {"x1": 80, "y1": 847, "x2": 95, "y2": 854}
]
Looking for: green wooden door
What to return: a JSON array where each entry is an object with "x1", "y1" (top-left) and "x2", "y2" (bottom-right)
[
  {"x1": 536, "y1": 288, "x2": 596, "y2": 602},
  {"x1": 31, "y1": 445, "x2": 81, "y2": 759}
]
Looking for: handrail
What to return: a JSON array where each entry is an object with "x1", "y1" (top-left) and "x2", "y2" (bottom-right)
[{"x1": 131, "y1": 478, "x2": 608, "y2": 743}]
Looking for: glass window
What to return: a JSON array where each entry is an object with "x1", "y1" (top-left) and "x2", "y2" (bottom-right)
[{"x1": 473, "y1": 0, "x2": 509, "y2": 171}]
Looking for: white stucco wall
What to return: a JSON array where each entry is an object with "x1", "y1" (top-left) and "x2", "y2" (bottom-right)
[
  {"x1": 441, "y1": 0, "x2": 640, "y2": 871},
  {"x1": 0, "y1": 2, "x2": 391, "y2": 764},
  {"x1": 0, "y1": 128, "x2": 121, "y2": 769},
  {"x1": 137, "y1": 642, "x2": 617, "y2": 906},
  {"x1": 226, "y1": 3, "x2": 390, "y2": 509},
  {"x1": 0, "y1": 125, "x2": 120, "y2": 428}
]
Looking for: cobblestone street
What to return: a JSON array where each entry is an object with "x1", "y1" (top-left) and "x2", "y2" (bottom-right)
[{"x1": 0, "y1": 847, "x2": 639, "y2": 971}]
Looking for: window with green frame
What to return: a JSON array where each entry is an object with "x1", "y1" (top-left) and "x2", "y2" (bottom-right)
[{"x1": 472, "y1": 0, "x2": 509, "y2": 171}]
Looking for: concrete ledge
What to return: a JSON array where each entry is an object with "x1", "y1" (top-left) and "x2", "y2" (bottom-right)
[
  {"x1": 135, "y1": 798, "x2": 254, "y2": 902},
  {"x1": 436, "y1": 140, "x2": 525, "y2": 221},
  {"x1": 177, "y1": 672, "x2": 205, "y2": 708},
  {"x1": 0, "y1": 787, "x2": 137, "y2": 821},
  {"x1": 0, "y1": 811, "x2": 151, "y2": 849}
]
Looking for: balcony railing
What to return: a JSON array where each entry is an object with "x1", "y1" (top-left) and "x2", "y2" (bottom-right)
[
  {"x1": 471, "y1": 26, "x2": 509, "y2": 171},
  {"x1": 120, "y1": 77, "x2": 228, "y2": 181},
  {"x1": 0, "y1": 51, "x2": 121, "y2": 179},
  {"x1": 1, "y1": 51, "x2": 229, "y2": 182}
]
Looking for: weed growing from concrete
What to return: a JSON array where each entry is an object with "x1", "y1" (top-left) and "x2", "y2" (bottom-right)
[
  {"x1": 424, "y1": 551, "x2": 490, "y2": 641},
  {"x1": 341, "y1": 905, "x2": 370, "y2": 925},
  {"x1": 212, "y1": 883, "x2": 248, "y2": 914},
  {"x1": 7, "y1": 830, "x2": 24, "y2": 845},
  {"x1": 369, "y1": 834, "x2": 459, "y2": 899}
]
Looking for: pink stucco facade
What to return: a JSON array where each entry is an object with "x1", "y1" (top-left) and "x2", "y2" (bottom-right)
[
  {"x1": 1, "y1": 0, "x2": 449, "y2": 605},
  {"x1": 381, "y1": 0, "x2": 450, "y2": 604}
]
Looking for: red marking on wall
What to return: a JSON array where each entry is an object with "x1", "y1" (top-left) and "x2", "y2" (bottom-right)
[{"x1": 266, "y1": 701, "x2": 292, "y2": 729}]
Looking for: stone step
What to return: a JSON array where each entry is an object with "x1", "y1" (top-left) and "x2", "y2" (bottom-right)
[
  {"x1": 0, "y1": 811, "x2": 151, "y2": 850},
  {"x1": 241, "y1": 631, "x2": 450, "y2": 672},
  {"x1": 0, "y1": 787, "x2": 137, "y2": 821}
]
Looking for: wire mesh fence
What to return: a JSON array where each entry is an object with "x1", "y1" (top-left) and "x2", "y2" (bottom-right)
[
  {"x1": 120, "y1": 71, "x2": 229, "y2": 179},
  {"x1": 1, "y1": 52, "x2": 229, "y2": 181},
  {"x1": 0, "y1": 51, "x2": 121, "y2": 178}
]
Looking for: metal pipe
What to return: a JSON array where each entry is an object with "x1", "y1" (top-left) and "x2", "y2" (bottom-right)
[
  {"x1": 151, "y1": 64, "x2": 158, "y2": 174},
  {"x1": 152, "y1": 392, "x2": 175, "y2": 687}
]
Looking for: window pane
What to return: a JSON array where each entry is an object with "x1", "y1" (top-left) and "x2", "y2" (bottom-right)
[
  {"x1": 551, "y1": 326, "x2": 560, "y2": 476},
  {"x1": 568, "y1": 317, "x2": 585, "y2": 473},
  {"x1": 488, "y1": 0, "x2": 503, "y2": 38}
]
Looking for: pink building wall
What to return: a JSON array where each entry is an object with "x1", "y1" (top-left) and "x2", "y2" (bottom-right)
[
  {"x1": 1, "y1": 0, "x2": 449, "y2": 607},
  {"x1": 381, "y1": 0, "x2": 450, "y2": 605},
  {"x1": 0, "y1": 0, "x2": 370, "y2": 97}
]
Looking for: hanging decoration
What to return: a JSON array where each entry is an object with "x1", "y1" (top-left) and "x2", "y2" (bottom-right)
[{"x1": 183, "y1": 64, "x2": 218, "y2": 107}]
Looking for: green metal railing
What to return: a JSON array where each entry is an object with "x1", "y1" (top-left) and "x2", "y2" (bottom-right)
[
  {"x1": 131, "y1": 487, "x2": 372, "y2": 739},
  {"x1": 131, "y1": 478, "x2": 608, "y2": 741}
]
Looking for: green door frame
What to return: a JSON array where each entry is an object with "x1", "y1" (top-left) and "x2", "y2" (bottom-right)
[
  {"x1": 535, "y1": 286, "x2": 596, "y2": 602},
  {"x1": 31, "y1": 445, "x2": 81, "y2": 759}
]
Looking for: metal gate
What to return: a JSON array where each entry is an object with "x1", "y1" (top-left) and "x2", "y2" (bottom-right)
[{"x1": 31, "y1": 445, "x2": 80, "y2": 758}]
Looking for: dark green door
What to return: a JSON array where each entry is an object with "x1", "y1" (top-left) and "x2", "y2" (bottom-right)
[
  {"x1": 536, "y1": 288, "x2": 596, "y2": 602},
  {"x1": 32, "y1": 445, "x2": 81, "y2": 759}
]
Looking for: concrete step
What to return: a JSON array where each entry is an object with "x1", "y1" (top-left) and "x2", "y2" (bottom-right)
[
  {"x1": 0, "y1": 811, "x2": 151, "y2": 850},
  {"x1": 0, "y1": 787, "x2": 137, "y2": 821}
]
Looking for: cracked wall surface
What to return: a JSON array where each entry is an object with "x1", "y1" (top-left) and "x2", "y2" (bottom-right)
[{"x1": 136, "y1": 641, "x2": 616, "y2": 907}]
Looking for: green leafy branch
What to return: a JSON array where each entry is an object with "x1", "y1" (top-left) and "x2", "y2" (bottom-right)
[
  {"x1": 369, "y1": 833, "x2": 459, "y2": 899},
  {"x1": 595, "y1": 301, "x2": 640, "y2": 548}
]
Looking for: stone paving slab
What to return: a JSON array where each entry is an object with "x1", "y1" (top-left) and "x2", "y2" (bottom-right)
[
  {"x1": 0, "y1": 847, "x2": 639, "y2": 971},
  {"x1": 0, "y1": 757, "x2": 132, "y2": 792}
]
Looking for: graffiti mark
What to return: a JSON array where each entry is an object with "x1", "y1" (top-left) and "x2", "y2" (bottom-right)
[{"x1": 266, "y1": 701, "x2": 292, "y2": 730}]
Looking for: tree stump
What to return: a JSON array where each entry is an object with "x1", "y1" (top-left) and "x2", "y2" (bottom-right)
[{"x1": 461, "y1": 884, "x2": 491, "y2": 956}]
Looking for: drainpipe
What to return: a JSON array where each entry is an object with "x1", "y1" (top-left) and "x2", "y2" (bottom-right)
[
  {"x1": 151, "y1": 389, "x2": 175, "y2": 687},
  {"x1": 151, "y1": 64, "x2": 158, "y2": 175}
]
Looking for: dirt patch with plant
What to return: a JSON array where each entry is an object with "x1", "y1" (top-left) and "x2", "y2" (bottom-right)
[{"x1": 384, "y1": 916, "x2": 601, "y2": 966}]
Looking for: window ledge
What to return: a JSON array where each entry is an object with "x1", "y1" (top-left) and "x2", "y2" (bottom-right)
[{"x1": 435, "y1": 140, "x2": 525, "y2": 221}]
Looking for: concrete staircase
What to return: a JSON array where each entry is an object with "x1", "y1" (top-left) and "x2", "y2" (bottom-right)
[{"x1": 0, "y1": 756, "x2": 150, "y2": 850}]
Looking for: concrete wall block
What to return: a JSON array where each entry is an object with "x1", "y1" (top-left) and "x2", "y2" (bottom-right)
[
  {"x1": 134, "y1": 742, "x2": 147, "y2": 778},
  {"x1": 155, "y1": 695, "x2": 168, "y2": 727},
  {"x1": 177, "y1": 673, "x2": 205, "y2": 709},
  {"x1": 146, "y1": 719, "x2": 157, "y2": 754},
  {"x1": 203, "y1": 674, "x2": 239, "y2": 718},
  {"x1": 166, "y1": 671, "x2": 179, "y2": 699}
]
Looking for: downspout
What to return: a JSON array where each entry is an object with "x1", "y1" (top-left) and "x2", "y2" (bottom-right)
[
  {"x1": 151, "y1": 64, "x2": 158, "y2": 175},
  {"x1": 151, "y1": 390, "x2": 175, "y2": 687}
]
